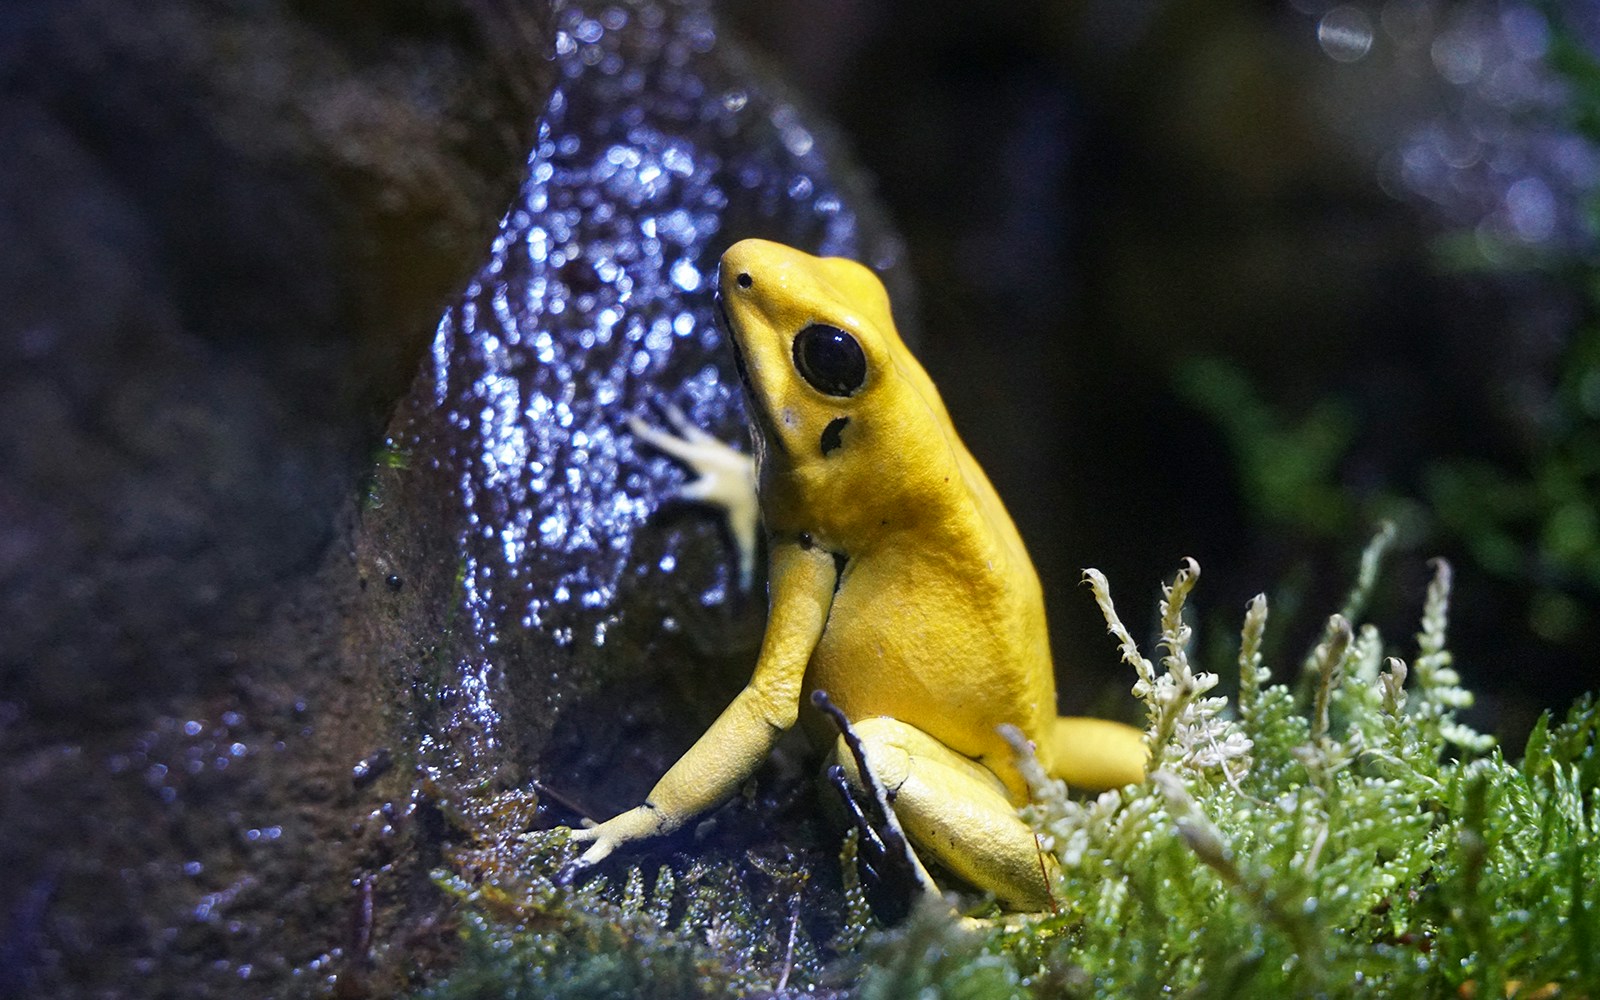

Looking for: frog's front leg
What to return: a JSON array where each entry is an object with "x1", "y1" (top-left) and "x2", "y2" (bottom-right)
[
  {"x1": 830, "y1": 718, "x2": 1056, "y2": 912},
  {"x1": 561, "y1": 537, "x2": 837, "y2": 879},
  {"x1": 629, "y1": 408, "x2": 759, "y2": 589}
]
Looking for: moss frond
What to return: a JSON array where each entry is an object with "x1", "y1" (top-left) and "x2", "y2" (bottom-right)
[
  {"x1": 864, "y1": 545, "x2": 1598, "y2": 999},
  {"x1": 417, "y1": 543, "x2": 1596, "y2": 998}
]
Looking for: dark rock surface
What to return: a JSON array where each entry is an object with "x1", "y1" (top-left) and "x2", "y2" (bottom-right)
[
  {"x1": 0, "y1": 0, "x2": 908, "y2": 995},
  {"x1": 1, "y1": 0, "x2": 551, "y2": 715},
  {"x1": 0, "y1": 0, "x2": 555, "y2": 995}
]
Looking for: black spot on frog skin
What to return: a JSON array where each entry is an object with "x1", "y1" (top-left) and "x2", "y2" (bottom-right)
[{"x1": 820, "y1": 416, "x2": 848, "y2": 456}]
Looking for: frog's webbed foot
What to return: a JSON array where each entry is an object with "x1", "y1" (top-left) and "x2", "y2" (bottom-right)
[
  {"x1": 813, "y1": 690, "x2": 936, "y2": 925},
  {"x1": 630, "y1": 406, "x2": 759, "y2": 590}
]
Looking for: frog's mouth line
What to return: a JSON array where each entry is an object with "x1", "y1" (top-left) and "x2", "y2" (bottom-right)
[
  {"x1": 714, "y1": 288, "x2": 750, "y2": 385},
  {"x1": 714, "y1": 283, "x2": 788, "y2": 458}
]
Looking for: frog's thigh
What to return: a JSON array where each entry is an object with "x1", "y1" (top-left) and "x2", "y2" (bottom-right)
[{"x1": 833, "y1": 717, "x2": 1053, "y2": 911}]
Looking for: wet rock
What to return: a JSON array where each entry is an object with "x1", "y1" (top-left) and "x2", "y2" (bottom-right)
[
  {"x1": 357, "y1": 0, "x2": 911, "y2": 834},
  {"x1": 2, "y1": 0, "x2": 912, "y2": 991}
]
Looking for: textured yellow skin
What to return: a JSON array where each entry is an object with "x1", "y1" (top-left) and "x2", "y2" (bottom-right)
[{"x1": 571, "y1": 239, "x2": 1146, "y2": 909}]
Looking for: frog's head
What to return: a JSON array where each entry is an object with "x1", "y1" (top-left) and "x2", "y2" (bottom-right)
[{"x1": 716, "y1": 238, "x2": 948, "y2": 542}]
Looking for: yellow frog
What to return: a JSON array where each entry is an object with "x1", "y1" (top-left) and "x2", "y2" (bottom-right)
[{"x1": 567, "y1": 239, "x2": 1146, "y2": 910}]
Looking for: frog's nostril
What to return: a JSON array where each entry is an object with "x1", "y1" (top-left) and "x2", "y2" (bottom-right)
[{"x1": 736, "y1": 272, "x2": 752, "y2": 289}]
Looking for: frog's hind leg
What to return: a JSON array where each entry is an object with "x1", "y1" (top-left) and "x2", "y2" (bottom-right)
[
  {"x1": 629, "y1": 407, "x2": 759, "y2": 589},
  {"x1": 830, "y1": 716, "x2": 1057, "y2": 912},
  {"x1": 1048, "y1": 716, "x2": 1147, "y2": 791},
  {"x1": 814, "y1": 691, "x2": 936, "y2": 923}
]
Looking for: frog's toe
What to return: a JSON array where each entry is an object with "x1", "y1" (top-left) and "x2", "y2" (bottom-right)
[
  {"x1": 661, "y1": 402, "x2": 716, "y2": 443},
  {"x1": 552, "y1": 856, "x2": 591, "y2": 887},
  {"x1": 548, "y1": 828, "x2": 614, "y2": 886}
]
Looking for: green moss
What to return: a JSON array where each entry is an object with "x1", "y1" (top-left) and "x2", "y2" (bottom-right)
[
  {"x1": 410, "y1": 788, "x2": 836, "y2": 999},
  {"x1": 415, "y1": 907, "x2": 721, "y2": 1000},
  {"x1": 413, "y1": 534, "x2": 1596, "y2": 998},
  {"x1": 861, "y1": 537, "x2": 1599, "y2": 999}
]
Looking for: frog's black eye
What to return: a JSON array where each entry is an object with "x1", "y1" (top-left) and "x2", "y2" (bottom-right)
[{"x1": 793, "y1": 324, "x2": 866, "y2": 397}]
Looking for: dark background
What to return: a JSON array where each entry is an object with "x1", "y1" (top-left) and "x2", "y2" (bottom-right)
[{"x1": 726, "y1": 0, "x2": 1598, "y2": 738}]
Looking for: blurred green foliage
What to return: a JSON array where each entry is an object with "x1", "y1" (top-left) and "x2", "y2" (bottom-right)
[
  {"x1": 1174, "y1": 356, "x2": 1359, "y2": 537},
  {"x1": 1178, "y1": 6, "x2": 1600, "y2": 646}
]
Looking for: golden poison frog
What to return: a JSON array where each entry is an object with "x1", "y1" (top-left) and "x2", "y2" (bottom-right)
[{"x1": 567, "y1": 239, "x2": 1146, "y2": 910}]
